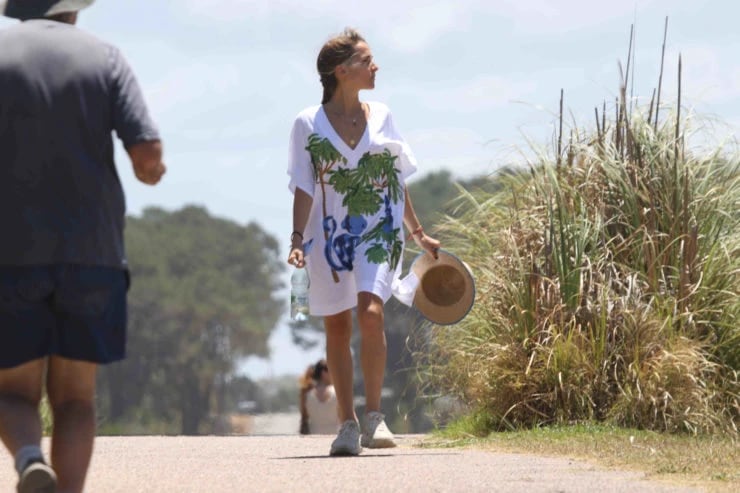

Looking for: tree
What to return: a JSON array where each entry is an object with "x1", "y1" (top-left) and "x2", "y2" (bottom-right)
[{"x1": 97, "y1": 206, "x2": 284, "y2": 434}]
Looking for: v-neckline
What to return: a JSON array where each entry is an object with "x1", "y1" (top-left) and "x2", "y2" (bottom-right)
[{"x1": 319, "y1": 103, "x2": 371, "y2": 159}]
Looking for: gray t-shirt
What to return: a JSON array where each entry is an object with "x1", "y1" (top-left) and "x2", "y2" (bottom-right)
[{"x1": 0, "y1": 19, "x2": 160, "y2": 268}]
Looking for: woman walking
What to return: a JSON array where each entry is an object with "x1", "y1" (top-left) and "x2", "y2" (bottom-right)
[{"x1": 287, "y1": 28, "x2": 439, "y2": 456}]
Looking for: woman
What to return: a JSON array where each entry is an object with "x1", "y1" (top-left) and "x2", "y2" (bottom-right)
[
  {"x1": 287, "y1": 28, "x2": 440, "y2": 456},
  {"x1": 299, "y1": 359, "x2": 339, "y2": 435}
]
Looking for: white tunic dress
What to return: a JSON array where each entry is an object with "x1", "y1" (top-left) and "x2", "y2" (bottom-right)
[{"x1": 287, "y1": 102, "x2": 418, "y2": 316}]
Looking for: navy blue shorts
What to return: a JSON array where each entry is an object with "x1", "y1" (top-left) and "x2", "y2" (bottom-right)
[{"x1": 0, "y1": 264, "x2": 128, "y2": 369}]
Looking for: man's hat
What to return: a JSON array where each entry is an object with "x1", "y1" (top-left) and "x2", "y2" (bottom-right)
[
  {"x1": 1, "y1": 0, "x2": 94, "y2": 20},
  {"x1": 411, "y1": 249, "x2": 475, "y2": 325}
]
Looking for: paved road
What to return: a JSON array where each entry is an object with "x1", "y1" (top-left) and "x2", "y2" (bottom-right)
[
  {"x1": 250, "y1": 411, "x2": 301, "y2": 435},
  {"x1": 0, "y1": 434, "x2": 701, "y2": 492}
]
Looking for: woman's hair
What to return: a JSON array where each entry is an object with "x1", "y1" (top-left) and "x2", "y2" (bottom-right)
[
  {"x1": 317, "y1": 28, "x2": 365, "y2": 104},
  {"x1": 312, "y1": 359, "x2": 328, "y2": 381}
]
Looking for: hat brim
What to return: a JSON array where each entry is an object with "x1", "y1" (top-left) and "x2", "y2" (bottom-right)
[
  {"x1": 411, "y1": 249, "x2": 475, "y2": 325},
  {"x1": 2, "y1": 0, "x2": 94, "y2": 20}
]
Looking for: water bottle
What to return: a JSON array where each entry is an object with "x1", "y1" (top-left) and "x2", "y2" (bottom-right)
[{"x1": 290, "y1": 268, "x2": 310, "y2": 321}]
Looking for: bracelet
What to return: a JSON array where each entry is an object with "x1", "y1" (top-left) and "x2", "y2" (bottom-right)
[
  {"x1": 290, "y1": 231, "x2": 304, "y2": 243},
  {"x1": 406, "y1": 225, "x2": 423, "y2": 241}
]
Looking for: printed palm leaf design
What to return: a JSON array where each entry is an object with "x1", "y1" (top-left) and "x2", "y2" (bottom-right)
[
  {"x1": 356, "y1": 149, "x2": 403, "y2": 202},
  {"x1": 306, "y1": 133, "x2": 347, "y2": 282},
  {"x1": 329, "y1": 150, "x2": 404, "y2": 269},
  {"x1": 361, "y1": 218, "x2": 403, "y2": 268},
  {"x1": 330, "y1": 150, "x2": 402, "y2": 213}
]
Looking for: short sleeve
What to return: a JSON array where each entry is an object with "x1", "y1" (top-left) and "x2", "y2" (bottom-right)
[
  {"x1": 383, "y1": 108, "x2": 418, "y2": 181},
  {"x1": 287, "y1": 115, "x2": 315, "y2": 197},
  {"x1": 108, "y1": 46, "x2": 160, "y2": 147}
]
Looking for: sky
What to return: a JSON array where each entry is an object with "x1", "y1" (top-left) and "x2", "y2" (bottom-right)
[{"x1": 2, "y1": 0, "x2": 737, "y2": 379}]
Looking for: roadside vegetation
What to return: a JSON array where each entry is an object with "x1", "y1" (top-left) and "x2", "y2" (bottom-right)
[{"x1": 417, "y1": 22, "x2": 738, "y2": 485}]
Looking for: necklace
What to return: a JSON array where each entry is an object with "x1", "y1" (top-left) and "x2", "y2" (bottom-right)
[
  {"x1": 338, "y1": 113, "x2": 359, "y2": 127},
  {"x1": 325, "y1": 104, "x2": 364, "y2": 147},
  {"x1": 327, "y1": 105, "x2": 363, "y2": 127}
]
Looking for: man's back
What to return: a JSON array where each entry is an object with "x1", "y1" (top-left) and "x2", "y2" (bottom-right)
[
  {"x1": 0, "y1": 19, "x2": 158, "y2": 267},
  {"x1": 0, "y1": 4, "x2": 165, "y2": 491}
]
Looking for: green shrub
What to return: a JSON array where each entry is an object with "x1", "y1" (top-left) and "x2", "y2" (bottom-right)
[{"x1": 421, "y1": 89, "x2": 739, "y2": 435}]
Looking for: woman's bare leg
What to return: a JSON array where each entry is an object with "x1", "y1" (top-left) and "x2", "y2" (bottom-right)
[
  {"x1": 357, "y1": 292, "x2": 385, "y2": 413},
  {"x1": 324, "y1": 310, "x2": 355, "y2": 422}
]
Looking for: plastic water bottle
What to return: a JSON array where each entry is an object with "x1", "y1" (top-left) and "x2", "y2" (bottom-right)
[{"x1": 290, "y1": 268, "x2": 309, "y2": 321}]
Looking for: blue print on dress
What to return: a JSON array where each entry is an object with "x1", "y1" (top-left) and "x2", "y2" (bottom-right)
[
  {"x1": 342, "y1": 214, "x2": 367, "y2": 235},
  {"x1": 381, "y1": 195, "x2": 394, "y2": 234},
  {"x1": 359, "y1": 193, "x2": 403, "y2": 267},
  {"x1": 302, "y1": 238, "x2": 314, "y2": 256},
  {"x1": 323, "y1": 215, "x2": 365, "y2": 271}
]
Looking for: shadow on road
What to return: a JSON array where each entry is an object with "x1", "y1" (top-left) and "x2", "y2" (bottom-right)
[{"x1": 274, "y1": 452, "x2": 461, "y2": 460}]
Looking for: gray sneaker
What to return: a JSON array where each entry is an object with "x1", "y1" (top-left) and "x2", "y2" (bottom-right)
[
  {"x1": 330, "y1": 420, "x2": 362, "y2": 456},
  {"x1": 17, "y1": 461, "x2": 56, "y2": 493},
  {"x1": 361, "y1": 411, "x2": 396, "y2": 448}
]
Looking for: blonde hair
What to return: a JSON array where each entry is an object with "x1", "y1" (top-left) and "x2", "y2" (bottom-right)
[{"x1": 316, "y1": 28, "x2": 366, "y2": 104}]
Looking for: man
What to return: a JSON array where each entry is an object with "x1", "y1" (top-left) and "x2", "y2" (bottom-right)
[{"x1": 0, "y1": 1, "x2": 165, "y2": 491}]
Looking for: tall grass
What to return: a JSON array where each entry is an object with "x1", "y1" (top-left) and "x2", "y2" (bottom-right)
[{"x1": 420, "y1": 54, "x2": 739, "y2": 435}]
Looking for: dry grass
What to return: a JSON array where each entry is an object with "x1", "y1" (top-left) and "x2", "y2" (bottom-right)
[{"x1": 416, "y1": 33, "x2": 739, "y2": 436}]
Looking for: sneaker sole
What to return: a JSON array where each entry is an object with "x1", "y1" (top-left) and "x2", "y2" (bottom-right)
[{"x1": 18, "y1": 463, "x2": 57, "y2": 493}]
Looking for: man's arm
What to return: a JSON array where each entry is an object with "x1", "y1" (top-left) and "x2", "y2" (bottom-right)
[{"x1": 126, "y1": 140, "x2": 166, "y2": 185}]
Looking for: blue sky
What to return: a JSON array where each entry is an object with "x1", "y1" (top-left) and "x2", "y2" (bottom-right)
[{"x1": 3, "y1": 0, "x2": 738, "y2": 379}]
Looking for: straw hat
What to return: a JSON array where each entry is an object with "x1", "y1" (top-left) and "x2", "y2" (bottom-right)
[
  {"x1": 1, "y1": 0, "x2": 94, "y2": 20},
  {"x1": 410, "y1": 249, "x2": 475, "y2": 325}
]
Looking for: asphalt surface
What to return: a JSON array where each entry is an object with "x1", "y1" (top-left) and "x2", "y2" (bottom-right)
[{"x1": 0, "y1": 433, "x2": 701, "y2": 492}]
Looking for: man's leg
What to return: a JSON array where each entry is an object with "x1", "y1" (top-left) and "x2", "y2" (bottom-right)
[
  {"x1": 0, "y1": 359, "x2": 45, "y2": 459},
  {"x1": 46, "y1": 356, "x2": 97, "y2": 493}
]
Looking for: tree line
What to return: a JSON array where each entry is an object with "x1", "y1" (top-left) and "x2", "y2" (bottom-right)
[
  {"x1": 96, "y1": 172, "x2": 492, "y2": 435},
  {"x1": 97, "y1": 205, "x2": 284, "y2": 435}
]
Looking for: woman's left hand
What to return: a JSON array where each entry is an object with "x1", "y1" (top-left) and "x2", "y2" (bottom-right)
[{"x1": 414, "y1": 232, "x2": 441, "y2": 259}]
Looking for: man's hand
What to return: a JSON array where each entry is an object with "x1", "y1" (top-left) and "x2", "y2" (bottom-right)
[{"x1": 127, "y1": 140, "x2": 166, "y2": 185}]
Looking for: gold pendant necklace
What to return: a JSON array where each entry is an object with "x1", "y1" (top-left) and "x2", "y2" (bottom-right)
[
  {"x1": 328, "y1": 106, "x2": 361, "y2": 127},
  {"x1": 326, "y1": 105, "x2": 362, "y2": 147}
]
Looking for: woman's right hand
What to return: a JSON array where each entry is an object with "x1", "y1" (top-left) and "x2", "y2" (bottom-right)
[{"x1": 288, "y1": 246, "x2": 305, "y2": 268}]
